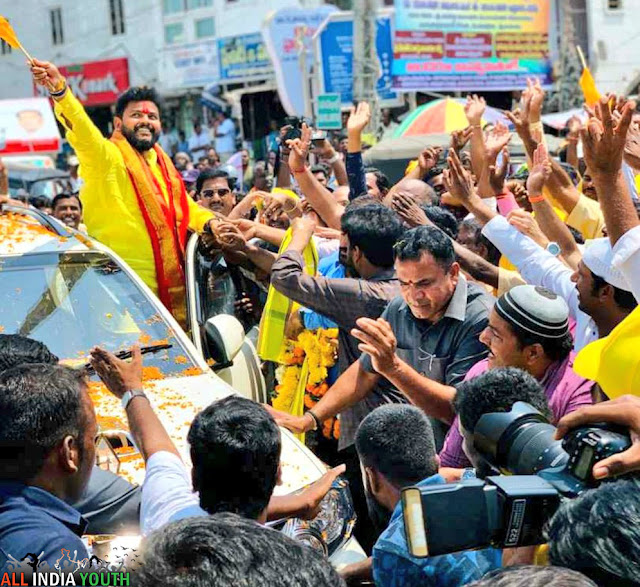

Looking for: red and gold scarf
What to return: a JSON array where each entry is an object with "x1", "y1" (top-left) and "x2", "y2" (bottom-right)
[{"x1": 110, "y1": 131, "x2": 190, "y2": 328}]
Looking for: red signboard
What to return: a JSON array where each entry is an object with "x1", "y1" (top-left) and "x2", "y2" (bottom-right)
[{"x1": 34, "y1": 58, "x2": 130, "y2": 106}]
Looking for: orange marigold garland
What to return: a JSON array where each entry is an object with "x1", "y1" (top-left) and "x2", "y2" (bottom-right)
[{"x1": 272, "y1": 328, "x2": 340, "y2": 440}]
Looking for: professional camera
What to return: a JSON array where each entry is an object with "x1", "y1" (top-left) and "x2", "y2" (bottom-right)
[{"x1": 401, "y1": 402, "x2": 631, "y2": 557}]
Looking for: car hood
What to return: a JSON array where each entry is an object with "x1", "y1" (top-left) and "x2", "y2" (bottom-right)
[{"x1": 89, "y1": 372, "x2": 326, "y2": 495}]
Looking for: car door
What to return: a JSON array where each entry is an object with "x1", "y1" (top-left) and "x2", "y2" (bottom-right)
[{"x1": 184, "y1": 232, "x2": 267, "y2": 404}]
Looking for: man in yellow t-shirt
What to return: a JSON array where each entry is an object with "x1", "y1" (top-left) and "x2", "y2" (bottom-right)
[{"x1": 31, "y1": 59, "x2": 217, "y2": 326}]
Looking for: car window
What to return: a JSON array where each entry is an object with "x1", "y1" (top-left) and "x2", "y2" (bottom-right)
[{"x1": 0, "y1": 251, "x2": 199, "y2": 378}]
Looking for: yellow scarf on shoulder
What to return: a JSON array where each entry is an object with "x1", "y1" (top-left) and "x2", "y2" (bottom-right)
[
  {"x1": 110, "y1": 131, "x2": 190, "y2": 328},
  {"x1": 257, "y1": 231, "x2": 318, "y2": 362}
]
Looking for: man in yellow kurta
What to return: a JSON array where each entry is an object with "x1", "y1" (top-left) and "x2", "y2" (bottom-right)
[{"x1": 31, "y1": 58, "x2": 216, "y2": 327}]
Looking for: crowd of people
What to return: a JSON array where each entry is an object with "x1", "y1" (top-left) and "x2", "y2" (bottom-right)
[{"x1": 2, "y1": 58, "x2": 640, "y2": 587}]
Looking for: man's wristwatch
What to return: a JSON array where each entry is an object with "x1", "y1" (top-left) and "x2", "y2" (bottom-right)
[
  {"x1": 546, "y1": 242, "x2": 561, "y2": 257},
  {"x1": 121, "y1": 388, "x2": 148, "y2": 410}
]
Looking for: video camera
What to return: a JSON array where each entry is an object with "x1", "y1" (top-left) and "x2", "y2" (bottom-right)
[{"x1": 401, "y1": 402, "x2": 631, "y2": 557}]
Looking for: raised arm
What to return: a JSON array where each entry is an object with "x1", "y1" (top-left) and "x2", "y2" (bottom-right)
[
  {"x1": 90, "y1": 347, "x2": 180, "y2": 462},
  {"x1": 582, "y1": 95, "x2": 640, "y2": 245},
  {"x1": 288, "y1": 125, "x2": 343, "y2": 229},
  {"x1": 525, "y1": 144, "x2": 582, "y2": 270},
  {"x1": 31, "y1": 59, "x2": 115, "y2": 172},
  {"x1": 346, "y1": 102, "x2": 370, "y2": 200}
]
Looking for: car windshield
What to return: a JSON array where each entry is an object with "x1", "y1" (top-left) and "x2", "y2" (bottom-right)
[{"x1": 0, "y1": 251, "x2": 199, "y2": 377}]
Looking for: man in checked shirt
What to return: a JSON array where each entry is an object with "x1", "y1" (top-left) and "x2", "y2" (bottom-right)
[{"x1": 269, "y1": 219, "x2": 493, "y2": 551}]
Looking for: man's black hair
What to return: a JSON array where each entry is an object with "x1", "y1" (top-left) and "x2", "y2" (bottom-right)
[
  {"x1": 195, "y1": 168, "x2": 235, "y2": 194},
  {"x1": 356, "y1": 404, "x2": 438, "y2": 488},
  {"x1": 591, "y1": 271, "x2": 638, "y2": 311},
  {"x1": 187, "y1": 396, "x2": 281, "y2": 520},
  {"x1": 470, "y1": 565, "x2": 597, "y2": 587},
  {"x1": 0, "y1": 364, "x2": 86, "y2": 482},
  {"x1": 454, "y1": 367, "x2": 551, "y2": 434},
  {"x1": 340, "y1": 203, "x2": 404, "y2": 268},
  {"x1": 0, "y1": 334, "x2": 58, "y2": 372},
  {"x1": 114, "y1": 86, "x2": 162, "y2": 119},
  {"x1": 394, "y1": 225, "x2": 455, "y2": 271},
  {"x1": 507, "y1": 320, "x2": 574, "y2": 363},
  {"x1": 51, "y1": 193, "x2": 82, "y2": 211},
  {"x1": 364, "y1": 167, "x2": 391, "y2": 194},
  {"x1": 137, "y1": 513, "x2": 344, "y2": 587},
  {"x1": 310, "y1": 163, "x2": 330, "y2": 178},
  {"x1": 423, "y1": 205, "x2": 459, "y2": 239},
  {"x1": 548, "y1": 478, "x2": 640, "y2": 586},
  {"x1": 459, "y1": 218, "x2": 501, "y2": 265}
]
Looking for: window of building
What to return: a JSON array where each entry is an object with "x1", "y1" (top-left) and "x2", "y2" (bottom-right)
[
  {"x1": 1, "y1": 40, "x2": 11, "y2": 55},
  {"x1": 195, "y1": 17, "x2": 215, "y2": 39},
  {"x1": 109, "y1": 0, "x2": 125, "y2": 35},
  {"x1": 164, "y1": 22, "x2": 185, "y2": 45},
  {"x1": 50, "y1": 8, "x2": 64, "y2": 46},
  {"x1": 607, "y1": 0, "x2": 622, "y2": 9},
  {"x1": 163, "y1": 0, "x2": 185, "y2": 14},
  {"x1": 188, "y1": 0, "x2": 213, "y2": 8}
]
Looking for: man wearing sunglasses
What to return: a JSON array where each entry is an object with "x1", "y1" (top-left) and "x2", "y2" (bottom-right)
[{"x1": 195, "y1": 169, "x2": 237, "y2": 217}]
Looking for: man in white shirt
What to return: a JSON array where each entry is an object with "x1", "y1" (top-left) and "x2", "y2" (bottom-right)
[
  {"x1": 188, "y1": 120, "x2": 211, "y2": 160},
  {"x1": 87, "y1": 346, "x2": 344, "y2": 536},
  {"x1": 443, "y1": 149, "x2": 637, "y2": 351},
  {"x1": 214, "y1": 111, "x2": 236, "y2": 163}
]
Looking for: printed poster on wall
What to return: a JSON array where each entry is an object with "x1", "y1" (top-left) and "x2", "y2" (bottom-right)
[{"x1": 393, "y1": 0, "x2": 554, "y2": 91}]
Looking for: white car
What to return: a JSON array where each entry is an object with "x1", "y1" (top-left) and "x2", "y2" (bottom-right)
[{"x1": 0, "y1": 205, "x2": 364, "y2": 566}]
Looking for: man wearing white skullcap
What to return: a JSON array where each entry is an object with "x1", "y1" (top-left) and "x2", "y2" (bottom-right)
[
  {"x1": 480, "y1": 215, "x2": 638, "y2": 350},
  {"x1": 439, "y1": 285, "x2": 594, "y2": 469}
]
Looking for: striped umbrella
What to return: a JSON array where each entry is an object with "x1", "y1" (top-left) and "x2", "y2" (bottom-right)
[{"x1": 393, "y1": 98, "x2": 511, "y2": 137}]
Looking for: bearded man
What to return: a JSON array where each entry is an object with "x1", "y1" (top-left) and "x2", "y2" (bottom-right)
[{"x1": 31, "y1": 59, "x2": 217, "y2": 326}]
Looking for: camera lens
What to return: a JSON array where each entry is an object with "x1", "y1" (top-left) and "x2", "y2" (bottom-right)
[
  {"x1": 474, "y1": 401, "x2": 569, "y2": 475},
  {"x1": 503, "y1": 420, "x2": 568, "y2": 474}
]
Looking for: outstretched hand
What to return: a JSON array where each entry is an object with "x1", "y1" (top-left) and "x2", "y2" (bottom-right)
[
  {"x1": 90, "y1": 346, "x2": 143, "y2": 399},
  {"x1": 581, "y1": 94, "x2": 636, "y2": 177},
  {"x1": 287, "y1": 123, "x2": 311, "y2": 171},
  {"x1": 442, "y1": 149, "x2": 477, "y2": 206},
  {"x1": 526, "y1": 143, "x2": 552, "y2": 196},
  {"x1": 464, "y1": 94, "x2": 486, "y2": 126},
  {"x1": 30, "y1": 58, "x2": 65, "y2": 92},
  {"x1": 347, "y1": 101, "x2": 371, "y2": 135}
]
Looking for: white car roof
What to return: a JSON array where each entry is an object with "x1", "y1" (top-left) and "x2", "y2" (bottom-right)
[{"x1": 0, "y1": 208, "x2": 90, "y2": 256}]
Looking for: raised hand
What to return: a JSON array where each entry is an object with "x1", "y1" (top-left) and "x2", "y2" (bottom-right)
[
  {"x1": 450, "y1": 127, "x2": 473, "y2": 152},
  {"x1": 527, "y1": 78, "x2": 545, "y2": 122},
  {"x1": 347, "y1": 101, "x2": 371, "y2": 135},
  {"x1": 507, "y1": 209, "x2": 549, "y2": 249},
  {"x1": 488, "y1": 148, "x2": 510, "y2": 196},
  {"x1": 30, "y1": 58, "x2": 65, "y2": 93},
  {"x1": 90, "y1": 346, "x2": 143, "y2": 399},
  {"x1": 418, "y1": 146, "x2": 442, "y2": 173},
  {"x1": 287, "y1": 123, "x2": 311, "y2": 171},
  {"x1": 351, "y1": 317, "x2": 398, "y2": 376},
  {"x1": 464, "y1": 94, "x2": 486, "y2": 126},
  {"x1": 443, "y1": 149, "x2": 477, "y2": 206},
  {"x1": 485, "y1": 122, "x2": 512, "y2": 160},
  {"x1": 581, "y1": 94, "x2": 636, "y2": 176},
  {"x1": 526, "y1": 143, "x2": 552, "y2": 196},
  {"x1": 391, "y1": 191, "x2": 429, "y2": 227}
]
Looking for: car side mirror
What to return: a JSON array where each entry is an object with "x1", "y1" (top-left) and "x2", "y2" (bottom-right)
[{"x1": 204, "y1": 314, "x2": 245, "y2": 371}]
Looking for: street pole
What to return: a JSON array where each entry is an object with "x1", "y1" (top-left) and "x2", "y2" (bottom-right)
[
  {"x1": 353, "y1": 0, "x2": 380, "y2": 137},
  {"x1": 297, "y1": 26, "x2": 313, "y2": 120}
]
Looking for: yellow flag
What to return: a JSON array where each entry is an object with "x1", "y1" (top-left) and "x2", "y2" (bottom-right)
[
  {"x1": 579, "y1": 67, "x2": 601, "y2": 108},
  {"x1": 0, "y1": 16, "x2": 20, "y2": 49}
]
